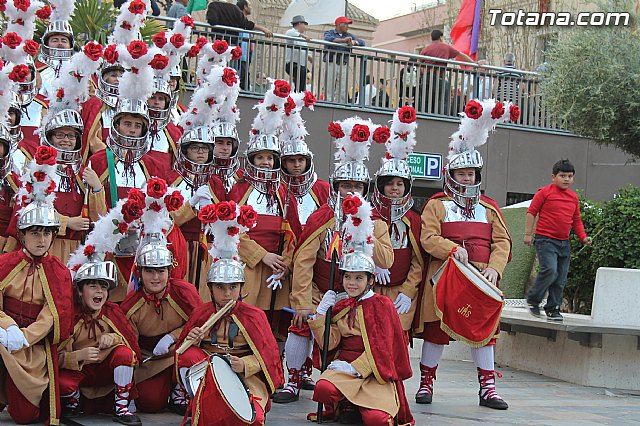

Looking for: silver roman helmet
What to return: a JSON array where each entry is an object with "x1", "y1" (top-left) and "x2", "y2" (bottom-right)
[
  {"x1": 174, "y1": 125, "x2": 216, "y2": 188},
  {"x1": 243, "y1": 133, "x2": 281, "y2": 195},
  {"x1": 329, "y1": 161, "x2": 370, "y2": 200},
  {"x1": 96, "y1": 61, "x2": 125, "y2": 108},
  {"x1": 0, "y1": 124, "x2": 12, "y2": 178},
  {"x1": 8, "y1": 92, "x2": 23, "y2": 144},
  {"x1": 108, "y1": 98, "x2": 150, "y2": 163},
  {"x1": 280, "y1": 139, "x2": 316, "y2": 197},
  {"x1": 339, "y1": 250, "x2": 376, "y2": 275},
  {"x1": 74, "y1": 260, "x2": 118, "y2": 291},
  {"x1": 40, "y1": 20, "x2": 75, "y2": 68},
  {"x1": 17, "y1": 201, "x2": 61, "y2": 230},
  {"x1": 40, "y1": 109, "x2": 84, "y2": 175},
  {"x1": 207, "y1": 258, "x2": 245, "y2": 284},
  {"x1": 211, "y1": 122, "x2": 240, "y2": 187},
  {"x1": 169, "y1": 64, "x2": 181, "y2": 111},
  {"x1": 148, "y1": 77, "x2": 172, "y2": 132},
  {"x1": 443, "y1": 149, "x2": 483, "y2": 211},
  {"x1": 372, "y1": 159, "x2": 414, "y2": 223},
  {"x1": 13, "y1": 58, "x2": 37, "y2": 106},
  {"x1": 135, "y1": 233, "x2": 174, "y2": 269}
]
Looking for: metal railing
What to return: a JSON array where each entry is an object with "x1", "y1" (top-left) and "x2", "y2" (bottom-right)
[{"x1": 158, "y1": 16, "x2": 564, "y2": 131}]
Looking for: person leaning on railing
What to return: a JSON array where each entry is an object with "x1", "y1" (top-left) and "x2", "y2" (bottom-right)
[{"x1": 323, "y1": 16, "x2": 365, "y2": 104}]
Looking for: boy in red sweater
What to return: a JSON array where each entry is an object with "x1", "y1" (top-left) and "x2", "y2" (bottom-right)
[{"x1": 524, "y1": 159, "x2": 592, "y2": 321}]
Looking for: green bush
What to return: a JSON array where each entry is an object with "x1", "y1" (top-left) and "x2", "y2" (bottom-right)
[{"x1": 500, "y1": 207, "x2": 536, "y2": 298}]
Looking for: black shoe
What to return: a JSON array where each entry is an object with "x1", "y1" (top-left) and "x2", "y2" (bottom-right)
[
  {"x1": 479, "y1": 396, "x2": 509, "y2": 410},
  {"x1": 301, "y1": 377, "x2": 316, "y2": 391},
  {"x1": 528, "y1": 303, "x2": 541, "y2": 317},
  {"x1": 337, "y1": 401, "x2": 362, "y2": 424},
  {"x1": 415, "y1": 391, "x2": 433, "y2": 404},
  {"x1": 272, "y1": 390, "x2": 300, "y2": 403},
  {"x1": 546, "y1": 309, "x2": 564, "y2": 321},
  {"x1": 61, "y1": 406, "x2": 81, "y2": 419},
  {"x1": 168, "y1": 400, "x2": 188, "y2": 416},
  {"x1": 112, "y1": 413, "x2": 142, "y2": 426}
]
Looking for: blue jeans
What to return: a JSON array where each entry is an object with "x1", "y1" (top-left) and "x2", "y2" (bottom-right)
[{"x1": 526, "y1": 235, "x2": 571, "y2": 311}]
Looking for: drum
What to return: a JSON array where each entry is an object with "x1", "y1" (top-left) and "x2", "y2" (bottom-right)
[
  {"x1": 184, "y1": 354, "x2": 256, "y2": 424},
  {"x1": 431, "y1": 257, "x2": 504, "y2": 347}
]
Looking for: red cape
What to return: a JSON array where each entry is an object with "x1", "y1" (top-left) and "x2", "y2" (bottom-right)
[
  {"x1": 177, "y1": 300, "x2": 285, "y2": 393},
  {"x1": 120, "y1": 278, "x2": 203, "y2": 321},
  {"x1": 0, "y1": 250, "x2": 74, "y2": 343},
  {"x1": 310, "y1": 179, "x2": 330, "y2": 207},
  {"x1": 81, "y1": 96, "x2": 108, "y2": 157}
]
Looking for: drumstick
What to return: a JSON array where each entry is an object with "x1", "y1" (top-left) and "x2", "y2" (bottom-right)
[{"x1": 176, "y1": 299, "x2": 236, "y2": 355}]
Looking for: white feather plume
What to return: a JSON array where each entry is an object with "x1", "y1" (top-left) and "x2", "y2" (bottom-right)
[
  {"x1": 386, "y1": 106, "x2": 418, "y2": 160},
  {"x1": 110, "y1": 0, "x2": 150, "y2": 45},
  {"x1": 4, "y1": 0, "x2": 45, "y2": 40},
  {"x1": 0, "y1": 66, "x2": 17, "y2": 126},
  {"x1": 341, "y1": 193, "x2": 374, "y2": 257},
  {"x1": 201, "y1": 202, "x2": 256, "y2": 262},
  {"x1": 250, "y1": 79, "x2": 290, "y2": 140},
  {"x1": 49, "y1": 0, "x2": 74, "y2": 22},
  {"x1": 332, "y1": 116, "x2": 376, "y2": 163},
  {"x1": 280, "y1": 91, "x2": 310, "y2": 146},
  {"x1": 15, "y1": 151, "x2": 58, "y2": 218}
]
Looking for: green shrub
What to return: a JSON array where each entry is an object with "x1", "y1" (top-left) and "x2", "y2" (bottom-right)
[{"x1": 501, "y1": 207, "x2": 536, "y2": 298}]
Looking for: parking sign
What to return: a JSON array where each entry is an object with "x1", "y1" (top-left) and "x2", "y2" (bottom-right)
[{"x1": 406, "y1": 152, "x2": 442, "y2": 180}]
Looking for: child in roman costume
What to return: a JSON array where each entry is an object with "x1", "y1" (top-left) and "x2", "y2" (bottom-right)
[{"x1": 176, "y1": 201, "x2": 284, "y2": 425}]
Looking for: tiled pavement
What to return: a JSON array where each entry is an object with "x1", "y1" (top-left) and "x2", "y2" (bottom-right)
[{"x1": 2, "y1": 341, "x2": 639, "y2": 425}]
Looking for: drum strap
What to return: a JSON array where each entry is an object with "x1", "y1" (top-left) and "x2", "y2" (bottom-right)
[
  {"x1": 209, "y1": 322, "x2": 240, "y2": 347},
  {"x1": 106, "y1": 148, "x2": 118, "y2": 208}
]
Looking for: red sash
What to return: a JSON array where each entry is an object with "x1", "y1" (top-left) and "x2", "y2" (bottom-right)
[
  {"x1": 312, "y1": 258, "x2": 343, "y2": 293},
  {"x1": 55, "y1": 190, "x2": 85, "y2": 241},
  {"x1": 388, "y1": 247, "x2": 412, "y2": 287},
  {"x1": 337, "y1": 336, "x2": 364, "y2": 363},
  {"x1": 2, "y1": 296, "x2": 43, "y2": 328},
  {"x1": 180, "y1": 217, "x2": 202, "y2": 242},
  {"x1": 440, "y1": 221, "x2": 492, "y2": 264},
  {"x1": 247, "y1": 214, "x2": 282, "y2": 254}
]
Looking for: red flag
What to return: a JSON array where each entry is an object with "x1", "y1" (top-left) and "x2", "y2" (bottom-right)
[{"x1": 450, "y1": 0, "x2": 479, "y2": 61}]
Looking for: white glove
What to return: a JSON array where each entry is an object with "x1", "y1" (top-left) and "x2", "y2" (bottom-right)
[
  {"x1": 266, "y1": 274, "x2": 282, "y2": 290},
  {"x1": 152, "y1": 334, "x2": 175, "y2": 356},
  {"x1": 6, "y1": 325, "x2": 29, "y2": 353},
  {"x1": 327, "y1": 360, "x2": 359, "y2": 377},
  {"x1": 316, "y1": 290, "x2": 337, "y2": 316},
  {"x1": 375, "y1": 267, "x2": 391, "y2": 286},
  {"x1": 0, "y1": 328, "x2": 7, "y2": 349},
  {"x1": 189, "y1": 185, "x2": 213, "y2": 210},
  {"x1": 394, "y1": 293, "x2": 412, "y2": 315}
]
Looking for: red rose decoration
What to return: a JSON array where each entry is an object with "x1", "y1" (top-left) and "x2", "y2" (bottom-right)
[
  {"x1": 491, "y1": 101, "x2": 505, "y2": 120},
  {"x1": 83, "y1": 42, "x2": 103, "y2": 61},
  {"x1": 273, "y1": 80, "x2": 291, "y2": 98},
  {"x1": 170, "y1": 33, "x2": 185, "y2": 49},
  {"x1": 180, "y1": 15, "x2": 194, "y2": 27},
  {"x1": 268, "y1": 104, "x2": 277, "y2": 112},
  {"x1": 128, "y1": 0, "x2": 145, "y2": 15},
  {"x1": 342, "y1": 195, "x2": 362, "y2": 215},
  {"x1": 212, "y1": 39, "x2": 228, "y2": 54},
  {"x1": 0, "y1": 0, "x2": 6, "y2": 12},
  {"x1": 34, "y1": 145, "x2": 57, "y2": 166},
  {"x1": 187, "y1": 45, "x2": 200, "y2": 58},
  {"x1": 127, "y1": 40, "x2": 148, "y2": 59},
  {"x1": 56, "y1": 88, "x2": 64, "y2": 100},
  {"x1": 121, "y1": 21, "x2": 132, "y2": 31},
  {"x1": 152, "y1": 32, "x2": 167, "y2": 48},
  {"x1": 2, "y1": 32, "x2": 22, "y2": 49},
  {"x1": 509, "y1": 105, "x2": 520, "y2": 122},
  {"x1": 36, "y1": 5, "x2": 51, "y2": 19},
  {"x1": 164, "y1": 190, "x2": 184, "y2": 212},
  {"x1": 237, "y1": 205, "x2": 258, "y2": 228},
  {"x1": 195, "y1": 37, "x2": 208, "y2": 48},
  {"x1": 23, "y1": 40, "x2": 38, "y2": 56},
  {"x1": 149, "y1": 54, "x2": 169, "y2": 70},
  {"x1": 121, "y1": 200, "x2": 144, "y2": 223},
  {"x1": 127, "y1": 188, "x2": 146, "y2": 208},
  {"x1": 284, "y1": 96, "x2": 296, "y2": 116},
  {"x1": 227, "y1": 226, "x2": 240, "y2": 236},
  {"x1": 149, "y1": 201, "x2": 162, "y2": 212},
  {"x1": 33, "y1": 171, "x2": 46, "y2": 182},
  {"x1": 465, "y1": 100, "x2": 483, "y2": 119},
  {"x1": 350, "y1": 124, "x2": 370, "y2": 142},
  {"x1": 198, "y1": 204, "x2": 218, "y2": 224},
  {"x1": 372, "y1": 126, "x2": 390, "y2": 144},
  {"x1": 117, "y1": 222, "x2": 129, "y2": 234},
  {"x1": 146, "y1": 177, "x2": 168, "y2": 198},
  {"x1": 398, "y1": 105, "x2": 416, "y2": 123},
  {"x1": 83, "y1": 245, "x2": 95, "y2": 257},
  {"x1": 303, "y1": 91, "x2": 316, "y2": 108},
  {"x1": 328, "y1": 122, "x2": 344, "y2": 139},
  {"x1": 352, "y1": 217, "x2": 362, "y2": 226},
  {"x1": 216, "y1": 201, "x2": 237, "y2": 221},
  {"x1": 230, "y1": 46, "x2": 242, "y2": 61},
  {"x1": 14, "y1": 0, "x2": 29, "y2": 12},
  {"x1": 103, "y1": 44, "x2": 119, "y2": 64},
  {"x1": 221, "y1": 67, "x2": 237, "y2": 87}
]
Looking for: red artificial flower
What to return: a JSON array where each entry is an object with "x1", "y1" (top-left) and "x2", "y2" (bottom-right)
[
  {"x1": 103, "y1": 44, "x2": 119, "y2": 64},
  {"x1": 273, "y1": 79, "x2": 291, "y2": 98},
  {"x1": 146, "y1": 177, "x2": 168, "y2": 198},
  {"x1": 342, "y1": 195, "x2": 362, "y2": 215},
  {"x1": 352, "y1": 217, "x2": 362, "y2": 226},
  {"x1": 491, "y1": 101, "x2": 505, "y2": 120},
  {"x1": 33, "y1": 171, "x2": 46, "y2": 182},
  {"x1": 14, "y1": 0, "x2": 29, "y2": 13},
  {"x1": 55, "y1": 88, "x2": 65, "y2": 100},
  {"x1": 216, "y1": 201, "x2": 237, "y2": 221},
  {"x1": 128, "y1": 0, "x2": 145, "y2": 15},
  {"x1": 34, "y1": 145, "x2": 57, "y2": 166},
  {"x1": 46, "y1": 181, "x2": 57, "y2": 194},
  {"x1": 121, "y1": 200, "x2": 144, "y2": 223},
  {"x1": 398, "y1": 105, "x2": 416, "y2": 123},
  {"x1": 205, "y1": 97, "x2": 215, "y2": 107},
  {"x1": 149, "y1": 54, "x2": 169, "y2": 70},
  {"x1": 187, "y1": 45, "x2": 200, "y2": 58},
  {"x1": 127, "y1": 40, "x2": 148, "y2": 59},
  {"x1": 180, "y1": 15, "x2": 194, "y2": 27},
  {"x1": 510, "y1": 105, "x2": 520, "y2": 122},
  {"x1": 25, "y1": 183, "x2": 32, "y2": 194},
  {"x1": 230, "y1": 46, "x2": 242, "y2": 61},
  {"x1": 303, "y1": 91, "x2": 316, "y2": 108},
  {"x1": 284, "y1": 96, "x2": 296, "y2": 116},
  {"x1": 465, "y1": 100, "x2": 483, "y2": 119},
  {"x1": 0, "y1": 0, "x2": 8, "y2": 12},
  {"x1": 350, "y1": 124, "x2": 370, "y2": 142},
  {"x1": 397, "y1": 131, "x2": 408, "y2": 140},
  {"x1": 127, "y1": 188, "x2": 146, "y2": 208},
  {"x1": 195, "y1": 37, "x2": 208, "y2": 48},
  {"x1": 83, "y1": 42, "x2": 103, "y2": 61},
  {"x1": 221, "y1": 67, "x2": 237, "y2": 87},
  {"x1": 152, "y1": 32, "x2": 167, "y2": 48},
  {"x1": 170, "y1": 33, "x2": 185, "y2": 49},
  {"x1": 164, "y1": 190, "x2": 184, "y2": 212},
  {"x1": 117, "y1": 222, "x2": 129, "y2": 234},
  {"x1": 121, "y1": 21, "x2": 132, "y2": 31},
  {"x1": 149, "y1": 201, "x2": 162, "y2": 212},
  {"x1": 237, "y1": 205, "x2": 258, "y2": 228},
  {"x1": 268, "y1": 104, "x2": 278, "y2": 112},
  {"x1": 83, "y1": 245, "x2": 95, "y2": 257},
  {"x1": 212, "y1": 39, "x2": 228, "y2": 54},
  {"x1": 23, "y1": 39, "x2": 38, "y2": 56},
  {"x1": 227, "y1": 226, "x2": 240, "y2": 236},
  {"x1": 372, "y1": 126, "x2": 390, "y2": 144},
  {"x1": 198, "y1": 204, "x2": 218, "y2": 224},
  {"x1": 2, "y1": 32, "x2": 22, "y2": 49},
  {"x1": 35, "y1": 4, "x2": 51, "y2": 19},
  {"x1": 328, "y1": 122, "x2": 344, "y2": 139}
]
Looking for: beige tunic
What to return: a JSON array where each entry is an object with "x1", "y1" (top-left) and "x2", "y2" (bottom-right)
[
  {"x1": 308, "y1": 310, "x2": 399, "y2": 416},
  {"x1": 415, "y1": 198, "x2": 511, "y2": 331},
  {"x1": 128, "y1": 297, "x2": 189, "y2": 382}
]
